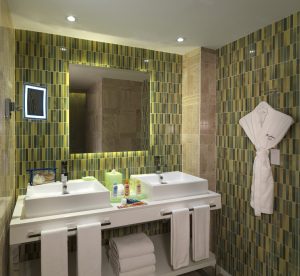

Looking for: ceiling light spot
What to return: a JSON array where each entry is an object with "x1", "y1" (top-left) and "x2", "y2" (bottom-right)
[
  {"x1": 249, "y1": 49, "x2": 255, "y2": 54},
  {"x1": 66, "y1": 15, "x2": 76, "y2": 22},
  {"x1": 60, "y1": 47, "x2": 67, "y2": 51},
  {"x1": 144, "y1": 59, "x2": 149, "y2": 63},
  {"x1": 177, "y1": 37, "x2": 184, "y2": 43}
]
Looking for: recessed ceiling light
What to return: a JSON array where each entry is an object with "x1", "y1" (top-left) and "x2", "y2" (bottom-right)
[
  {"x1": 176, "y1": 37, "x2": 184, "y2": 43},
  {"x1": 60, "y1": 47, "x2": 67, "y2": 52},
  {"x1": 249, "y1": 49, "x2": 255, "y2": 54},
  {"x1": 66, "y1": 15, "x2": 76, "y2": 22},
  {"x1": 144, "y1": 59, "x2": 149, "y2": 63}
]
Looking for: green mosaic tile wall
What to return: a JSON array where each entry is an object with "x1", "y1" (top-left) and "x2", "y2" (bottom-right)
[
  {"x1": 15, "y1": 30, "x2": 182, "y2": 196},
  {"x1": 15, "y1": 30, "x2": 181, "y2": 261},
  {"x1": 216, "y1": 12, "x2": 300, "y2": 276}
]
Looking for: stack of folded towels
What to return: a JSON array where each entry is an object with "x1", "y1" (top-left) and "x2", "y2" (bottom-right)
[{"x1": 109, "y1": 233, "x2": 156, "y2": 276}]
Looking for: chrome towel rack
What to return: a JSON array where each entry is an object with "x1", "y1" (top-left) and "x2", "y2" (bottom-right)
[
  {"x1": 161, "y1": 204, "x2": 216, "y2": 216},
  {"x1": 27, "y1": 221, "x2": 111, "y2": 239}
]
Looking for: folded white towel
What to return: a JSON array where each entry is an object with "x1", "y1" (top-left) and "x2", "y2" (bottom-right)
[
  {"x1": 192, "y1": 205, "x2": 210, "y2": 261},
  {"x1": 77, "y1": 222, "x2": 102, "y2": 276},
  {"x1": 109, "y1": 233, "x2": 154, "y2": 259},
  {"x1": 41, "y1": 227, "x2": 68, "y2": 276},
  {"x1": 110, "y1": 263, "x2": 155, "y2": 276},
  {"x1": 171, "y1": 208, "x2": 190, "y2": 270},
  {"x1": 109, "y1": 249, "x2": 156, "y2": 273}
]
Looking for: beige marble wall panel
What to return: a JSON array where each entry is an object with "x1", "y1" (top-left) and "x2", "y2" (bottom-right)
[
  {"x1": 182, "y1": 137, "x2": 200, "y2": 175},
  {"x1": 182, "y1": 96, "x2": 200, "y2": 135},
  {"x1": 200, "y1": 48, "x2": 217, "y2": 191},
  {"x1": 182, "y1": 49, "x2": 201, "y2": 177},
  {"x1": 182, "y1": 48, "x2": 216, "y2": 183},
  {"x1": 0, "y1": 0, "x2": 15, "y2": 274}
]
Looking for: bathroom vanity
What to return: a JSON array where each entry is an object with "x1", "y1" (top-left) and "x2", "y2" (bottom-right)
[{"x1": 10, "y1": 177, "x2": 221, "y2": 276}]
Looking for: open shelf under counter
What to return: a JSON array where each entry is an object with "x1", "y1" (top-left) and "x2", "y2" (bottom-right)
[
  {"x1": 12, "y1": 234, "x2": 216, "y2": 276},
  {"x1": 103, "y1": 234, "x2": 216, "y2": 276}
]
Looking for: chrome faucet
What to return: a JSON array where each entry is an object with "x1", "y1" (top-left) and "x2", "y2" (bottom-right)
[
  {"x1": 61, "y1": 161, "x2": 69, "y2": 194},
  {"x1": 158, "y1": 173, "x2": 164, "y2": 184},
  {"x1": 154, "y1": 156, "x2": 167, "y2": 184},
  {"x1": 62, "y1": 175, "x2": 68, "y2": 194},
  {"x1": 154, "y1": 156, "x2": 162, "y2": 174}
]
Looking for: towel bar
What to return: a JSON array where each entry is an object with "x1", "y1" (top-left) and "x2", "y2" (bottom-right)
[
  {"x1": 160, "y1": 204, "x2": 216, "y2": 216},
  {"x1": 27, "y1": 221, "x2": 111, "y2": 238}
]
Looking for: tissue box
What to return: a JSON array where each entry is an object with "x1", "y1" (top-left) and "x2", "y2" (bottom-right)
[
  {"x1": 105, "y1": 170, "x2": 122, "y2": 190},
  {"x1": 27, "y1": 168, "x2": 56, "y2": 185}
]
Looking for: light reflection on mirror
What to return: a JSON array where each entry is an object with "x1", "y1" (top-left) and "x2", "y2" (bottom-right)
[{"x1": 69, "y1": 64, "x2": 150, "y2": 154}]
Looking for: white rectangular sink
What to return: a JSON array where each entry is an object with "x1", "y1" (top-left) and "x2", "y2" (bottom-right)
[
  {"x1": 131, "y1": 171, "x2": 208, "y2": 201},
  {"x1": 24, "y1": 179, "x2": 111, "y2": 218}
]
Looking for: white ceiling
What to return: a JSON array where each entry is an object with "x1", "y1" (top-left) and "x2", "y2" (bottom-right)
[{"x1": 8, "y1": 0, "x2": 300, "y2": 54}]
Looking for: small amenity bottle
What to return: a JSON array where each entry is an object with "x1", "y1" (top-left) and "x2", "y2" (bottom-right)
[
  {"x1": 135, "y1": 179, "x2": 141, "y2": 195},
  {"x1": 124, "y1": 179, "x2": 130, "y2": 197},
  {"x1": 112, "y1": 182, "x2": 118, "y2": 198}
]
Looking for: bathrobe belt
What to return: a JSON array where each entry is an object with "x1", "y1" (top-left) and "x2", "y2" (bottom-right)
[{"x1": 251, "y1": 148, "x2": 272, "y2": 216}]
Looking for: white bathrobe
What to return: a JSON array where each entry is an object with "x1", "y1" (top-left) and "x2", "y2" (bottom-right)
[{"x1": 239, "y1": 102, "x2": 294, "y2": 216}]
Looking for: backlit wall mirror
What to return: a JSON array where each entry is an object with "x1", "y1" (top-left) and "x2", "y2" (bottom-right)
[
  {"x1": 23, "y1": 83, "x2": 47, "y2": 120},
  {"x1": 69, "y1": 64, "x2": 150, "y2": 154}
]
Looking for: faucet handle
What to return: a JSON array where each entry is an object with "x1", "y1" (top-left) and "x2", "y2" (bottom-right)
[
  {"x1": 61, "y1": 160, "x2": 68, "y2": 174},
  {"x1": 154, "y1": 156, "x2": 160, "y2": 165}
]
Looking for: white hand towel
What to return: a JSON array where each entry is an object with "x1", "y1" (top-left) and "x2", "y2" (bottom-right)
[
  {"x1": 118, "y1": 265, "x2": 155, "y2": 276},
  {"x1": 192, "y1": 205, "x2": 210, "y2": 261},
  {"x1": 109, "y1": 249, "x2": 156, "y2": 273},
  {"x1": 77, "y1": 222, "x2": 102, "y2": 276},
  {"x1": 41, "y1": 227, "x2": 68, "y2": 276},
  {"x1": 171, "y1": 208, "x2": 190, "y2": 269},
  {"x1": 109, "y1": 233, "x2": 154, "y2": 259}
]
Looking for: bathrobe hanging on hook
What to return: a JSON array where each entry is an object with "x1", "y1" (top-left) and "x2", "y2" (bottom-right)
[{"x1": 239, "y1": 101, "x2": 294, "y2": 216}]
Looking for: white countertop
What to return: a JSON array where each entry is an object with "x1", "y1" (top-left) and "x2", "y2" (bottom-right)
[{"x1": 10, "y1": 191, "x2": 221, "y2": 245}]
